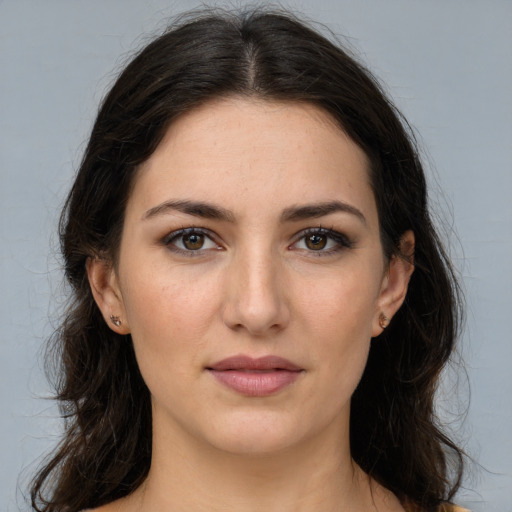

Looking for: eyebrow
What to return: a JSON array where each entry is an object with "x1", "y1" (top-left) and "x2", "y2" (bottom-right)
[
  {"x1": 143, "y1": 199, "x2": 236, "y2": 222},
  {"x1": 142, "y1": 199, "x2": 366, "y2": 225},
  {"x1": 280, "y1": 200, "x2": 367, "y2": 225}
]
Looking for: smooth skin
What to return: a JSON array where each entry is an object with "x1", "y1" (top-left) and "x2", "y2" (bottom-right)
[{"x1": 88, "y1": 97, "x2": 414, "y2": 512}]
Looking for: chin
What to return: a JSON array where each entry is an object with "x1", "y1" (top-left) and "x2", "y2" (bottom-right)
[{"x1": 203, "y1": 409, "x2": 308, "y2": 456}]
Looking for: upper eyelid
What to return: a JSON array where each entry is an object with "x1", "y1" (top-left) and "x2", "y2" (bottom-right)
[
  {"x1": 163, "y1": 226, "x2": 217, "y2": 242},
  {"x1": 290, "y1": 227, "x2": 354, "y2": 249},
  {"x1": 162, "y1": 228, "x2": 223, "y2": 257},
  {"x1": 293, "y1": 226, "x2": 350, "y2": 241},
  {"x1": 161, "y1": 226, "x2": 352, "y2": 248},
  {"x1": 161, "y1": 227, "x2": 223, "y2": 252}
]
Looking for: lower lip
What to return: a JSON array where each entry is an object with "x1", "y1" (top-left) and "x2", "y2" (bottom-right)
[{"x1": 208, "y1": 369, "x2": 302, "y2": 397}]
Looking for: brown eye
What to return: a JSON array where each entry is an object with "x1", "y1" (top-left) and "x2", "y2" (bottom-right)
[
  {"x1": 183, "y1": 233, "x2": 205, "y2": 250},
  {"x1": 305, "y1": 233, "x2": 327, "y2": 250},
  {"x1": 164, "y1": 228, "x2": 220, "y2": 255},
  {"x1": 291, "y1": 228, "x2": 353, "y2": 255}
]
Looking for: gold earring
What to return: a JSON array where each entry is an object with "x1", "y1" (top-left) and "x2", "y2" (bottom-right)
[
  {"x1": 379, "y1": 313, "x2": 390, "y2": 329},
  {"x1": 110, "y1": 315, "x2": 122, "y2": 327}
]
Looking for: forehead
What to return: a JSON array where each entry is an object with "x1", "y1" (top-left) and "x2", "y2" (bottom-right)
[{"x1": 128, "y1": 97, "x2": 377, "y2": 225}]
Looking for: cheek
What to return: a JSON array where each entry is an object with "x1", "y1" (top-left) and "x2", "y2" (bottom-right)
[
  {"x1": 299, "y1": 266, "x2": 381, "y2": 337},
  {"x1": 295, "y1": 266, "x2": 381, "y2": 383},
  {"x1": 119, "y1": 271, "x2": 221, "y2": 421},
  {"x1": 119, "y1": 262, "x2": 222, "y2": 369}
]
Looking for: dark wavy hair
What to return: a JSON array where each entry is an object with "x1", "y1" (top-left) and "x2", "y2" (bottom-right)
[{"x1": 31, "y1": 8, "x2": 464, "y2": 512}]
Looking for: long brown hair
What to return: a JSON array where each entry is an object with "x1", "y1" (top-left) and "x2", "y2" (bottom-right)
[{"x1": 31, "y1": 8, "x2": 464, "y2": 512}]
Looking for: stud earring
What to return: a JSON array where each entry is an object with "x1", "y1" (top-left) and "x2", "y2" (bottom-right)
[
  {"x1": 379, "y1": 313, "x2": 390, "y2": 329},
  {"x1": 110, "y1": 315, "x2": 122, "y2": 327}
]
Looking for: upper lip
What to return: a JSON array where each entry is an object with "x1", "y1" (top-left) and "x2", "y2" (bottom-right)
[{"x1": 207, "y1": 355, "x2": 303, "y2": 372}]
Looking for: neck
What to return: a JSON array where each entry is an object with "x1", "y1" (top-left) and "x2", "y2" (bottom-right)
[{"x1": 127, "y1": 414, "x2": 383, "y2": 512}]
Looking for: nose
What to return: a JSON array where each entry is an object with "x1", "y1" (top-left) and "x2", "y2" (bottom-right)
[{"x1": 221, "y1": 246, "x2": 290, "y2": 337}]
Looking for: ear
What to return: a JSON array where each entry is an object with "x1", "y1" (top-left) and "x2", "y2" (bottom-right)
[
  {"x1": 372, "y1": 230, "x2": 415, "y2": 337},
  {"x1": 86, "y1": 256, "x2": 130, "y2": 335}
]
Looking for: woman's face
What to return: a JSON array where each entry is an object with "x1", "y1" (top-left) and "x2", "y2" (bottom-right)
[{"x1": 90, "y1": 97, "x2": 411, "y2": 456}]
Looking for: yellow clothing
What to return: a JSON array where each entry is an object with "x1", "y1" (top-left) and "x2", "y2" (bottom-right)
[
  {"x1": 440, "y1": 506, "x2": 470, "y2": 512},
  {"x1": 406, "y1": 504, "x2": 470, "y2": 512}
]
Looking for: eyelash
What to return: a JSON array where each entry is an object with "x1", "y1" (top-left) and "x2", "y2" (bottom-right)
[
  {"x1": 292, "y1": 227, "x2": 354, "y2": 256},
  {"x1": 161, "y1": 226, "x2": 354, "y2": 257},
  {"x1": 162, "y1": 227, "x2": 221, "y2": 257}
]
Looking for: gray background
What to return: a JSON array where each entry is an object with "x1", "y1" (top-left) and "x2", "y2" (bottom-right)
[{"x1": 1, "y1": 0, "x2": 511, "y2": 510}]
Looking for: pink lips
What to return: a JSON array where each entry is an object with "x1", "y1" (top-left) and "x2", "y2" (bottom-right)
[{"x1": 207, "y1": 355, "x2": 303, "y2": 397}]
